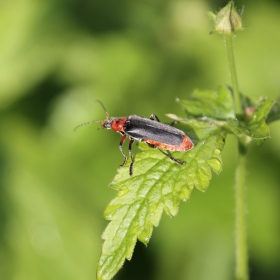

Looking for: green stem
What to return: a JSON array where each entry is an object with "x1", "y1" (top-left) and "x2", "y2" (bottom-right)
[
  {"x1": 235, "y1": 145, "x2": 248, "y2": 280},
  {"x1": 224, "y1": 35, "x2": 242, "y2": 115},
  {"x1": 224, "y1": 34, "x2": 249, "y2": 280}
]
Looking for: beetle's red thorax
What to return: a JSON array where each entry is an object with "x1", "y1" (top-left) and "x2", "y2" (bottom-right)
[{"x1": 110, "y1": 117, "x2": 128, "y2": 132}]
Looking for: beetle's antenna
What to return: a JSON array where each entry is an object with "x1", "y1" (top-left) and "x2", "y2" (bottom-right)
[
  {"x1": 73, "y1": 120, "x2": 104, "y2": 131},
  {"x1": 74, "y1": 100, "x2": 110, "y2": 132},
  {"x1": 96, "y1": 100, "x2": 110, "y2": 120}
]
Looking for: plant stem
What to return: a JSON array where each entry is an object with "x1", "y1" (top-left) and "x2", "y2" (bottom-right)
[
  {"x1": 224, "y1": 34, "x2": 249, "y2": 280},
  {"x1": 224, "y1": 35, "x2": 242, "y2": 115},
  {"x1": 235, "y1": 145, "x2": 248, "y2": 280}
]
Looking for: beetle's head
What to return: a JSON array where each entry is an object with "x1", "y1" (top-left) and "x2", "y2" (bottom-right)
[{"x1": 101, "y1": 118, "x2": 114, "y2": 130}]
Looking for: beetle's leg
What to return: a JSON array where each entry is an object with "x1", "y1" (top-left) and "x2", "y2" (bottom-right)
[
  {"x1": 146, "y1": 143, "x2": 185, "y2": 165},
  {"x1": 150, "y1": 114, "x2": 176, "y2": 126},
  {"x1": 118, "y1": 134, "x2": 127, "y2": 168},
  {"x1": 157, "y1": 148, "x2": 185, "y2": 165},
  {"x1": 146, "y1": 143, "x2": 156, "y2": 148},
  {"x1": 128, "y1": 139, "x2": 135, "y2": 176},
  {"x1": 169, "y1": 120, "x2": 176, "y2": 127},
  {"x1": 149, "y1": 114, "x2": 161, "y2": 122}
]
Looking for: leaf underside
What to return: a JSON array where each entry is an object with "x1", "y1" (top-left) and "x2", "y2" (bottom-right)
[{"x1": 97, "y1": 86, "x2": 274, "y2": 280}]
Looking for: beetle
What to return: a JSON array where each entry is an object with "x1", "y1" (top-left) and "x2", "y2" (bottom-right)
[{"x1": 74, "y1": 101, "x2": 194, "y2": 176}]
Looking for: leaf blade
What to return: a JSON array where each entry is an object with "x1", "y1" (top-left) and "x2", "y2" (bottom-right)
[
  {"x1": 97, "y1": 131, "x2": 226, "y2": 280},
  {"x1": 180, "y1": 86, "x2": 235, "y2": 119}
]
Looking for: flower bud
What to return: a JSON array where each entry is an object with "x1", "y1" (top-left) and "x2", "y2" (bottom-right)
[{"x1": 208, "y1": 1, "x2": 244, "y2": 35}]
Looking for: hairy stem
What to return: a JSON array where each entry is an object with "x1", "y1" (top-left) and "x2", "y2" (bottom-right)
[
  {"x1": 235, "y1": 145, "x2": 248, "y2": 280},
  {"x1": 224, "y1": 34, "x2": 249, "y2": 280},
  {"x1": 224, "y1": 35, "x2": 242, "y2": 115}
]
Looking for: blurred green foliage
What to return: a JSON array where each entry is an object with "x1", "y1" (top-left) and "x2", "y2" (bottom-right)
[{"x1": 0, "y1": 0, "x2": 279, "y2": 279}]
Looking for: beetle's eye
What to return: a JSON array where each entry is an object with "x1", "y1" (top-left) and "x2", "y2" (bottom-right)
[{"x1": 103, "y1": 122, "x2": 111, "y2": 129}]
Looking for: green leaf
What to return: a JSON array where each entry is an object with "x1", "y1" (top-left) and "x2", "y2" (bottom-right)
[
  {"x1": 246, "y1": 99, "x2": 274, "y2": 138},
  {"x1": 266, "y1": 97, "x2": 280, "y2": 124},
  {"x1": 179, "y1": 87, "x2": 275, "y2": 141},
  {"x1": 180, "y1": 86, "x2": 235, "y2": 119},
  {"x1": 97, "y1": 131, "x2": 226, "y2": 280},
  {"x1": 225, "y1": 99, "x2": 274, "y2": 139},
  {"x1": 180, "y1": 87, "x2": 276, "y2": 139}
]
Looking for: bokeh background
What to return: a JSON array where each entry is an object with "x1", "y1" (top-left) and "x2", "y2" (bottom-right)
[{"x1": 0, "y1": 0, "x2": 279, "y2": 279}]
